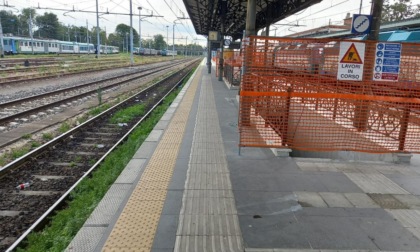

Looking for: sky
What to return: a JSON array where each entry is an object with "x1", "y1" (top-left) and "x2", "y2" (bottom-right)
[{"x1": 2, "y1": 0, "x2": 420, "y2": 47}]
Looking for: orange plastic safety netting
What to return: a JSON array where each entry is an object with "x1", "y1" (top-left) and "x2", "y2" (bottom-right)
[{"x1": 238, "y1": 36, "x2": 420, "y2": 153}]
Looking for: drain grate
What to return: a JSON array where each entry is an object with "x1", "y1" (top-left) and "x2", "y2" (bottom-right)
[{"x1": 368, "y1": 194, "x2": 409, "y2": 209}]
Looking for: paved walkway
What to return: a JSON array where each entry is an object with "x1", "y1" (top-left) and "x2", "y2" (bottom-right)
[{"x1": 68, "y1": 59, "x2": 420, "y2": 252}]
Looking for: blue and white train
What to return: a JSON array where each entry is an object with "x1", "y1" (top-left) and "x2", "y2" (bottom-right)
[
  {"x1": 161, "y1": 49, "x2": 177, "y2": 56},
  {"x1": 1, "y1": 36, "x2": 119, "y2": 55}
]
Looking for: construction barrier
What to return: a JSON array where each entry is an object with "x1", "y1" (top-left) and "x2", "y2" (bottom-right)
[
  {"x1": 223, "y1": 51, "x2": 242, "y2": 86},
  {"x1": 239, "y1": 36, "x2": 420, "y2": 153}
]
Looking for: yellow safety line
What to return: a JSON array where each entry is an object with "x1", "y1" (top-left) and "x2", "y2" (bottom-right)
[{"x1": 102, "y1": 67, "x2": 202, "y2": 252}]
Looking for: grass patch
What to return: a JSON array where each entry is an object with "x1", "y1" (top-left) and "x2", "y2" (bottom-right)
[
  {"x1": 109, "y1": 104, "x2": 145, "y2": 124},
  {"x1": 88, "y1": 103, "x2": 112, "y2": 117},
  {"x1": 58, "y1": 122, "x2": 71, "y2": 133},
  {"x1": 30, "y1": 141, "x2": 41, "y2": 149},
  {"x1": 42, "y1": 133, "x2": 54, "y2": 141},
  {"x1": 22, "y1": 133, "x2": 32, "y2": 140},
  {"x1": 17, "y1": 66, "x2": 195, "y2": 252},
  {"x1": 11, "y1": 147, "x2": 31, "y2": 159}
]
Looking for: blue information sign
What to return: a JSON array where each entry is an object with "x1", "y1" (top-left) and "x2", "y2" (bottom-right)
[
  {"x1": 382, "y1": 66, "x2": 399, "y2": 73},
  {"x1": 384, "y1": 51, "x2": 401, "y2": 58},
  {"x1": 373, "y1": 42, "x2": 402, "y2": 81},
  {"x1": 383, "y1": 58, "x2": 400, "y2": 65},
  {"x1": 351, "y1": 14, "x2": 372, "y2": 34},
  {"x1": 384, "y1": 44, "x2": 401, "y2": 51}
]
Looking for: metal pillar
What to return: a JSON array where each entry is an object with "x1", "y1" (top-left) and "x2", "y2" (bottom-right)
[
  {"x1": 355, "y1": 0, "x2": 384, "y2": 131},
  {"x1": 86, "y1": 19, "x2": 90, "y2": 54},
  {"x1": 172, "y1": 23, "x2": 175, "y2": 59},
  {"x1": 245, "y1": 0, "x2": 256, "y2": 36},
  {"x1": 138, "y1": 7, "x2": 142, "y2": 50},
  {"x1": 129, "y1": 0, "x2": 134, "y2": 65},
  {"x1": 29, "y1": 10, "x2": 34, "y2": 54},
  {"x1": 218, "y1": 24, "x2": 224, "y2": 81},
  {"x1": 218, "y1": 0, "x2": 227, "y2": 81},
  {"x1": 96, "y1": 0, "x2": 100, "y2": 58},
  {"x1": 0, "y1": 18, "x2": 4, "y2": 58},
  {"x1": 166, "y1": 26, "x2": 169, "y2": 50},
  {"x1": 207, "y1": 38, "x2": 211, "y2": 74}
]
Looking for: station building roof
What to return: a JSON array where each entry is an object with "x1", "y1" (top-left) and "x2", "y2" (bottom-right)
[{"x1": 182, "y1": 0, "x2": 322, "y2": 40}]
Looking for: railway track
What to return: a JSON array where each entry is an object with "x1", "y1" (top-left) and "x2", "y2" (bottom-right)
[
  {"x1": 0, "y1": 55, "x2": 168, "y2": 85},
  {"x1": 0, "y1": 59, "x2": 191, "y2": 130},
  {"x1": 0, "y1": 58, "x2": 200, "y2": 251}
]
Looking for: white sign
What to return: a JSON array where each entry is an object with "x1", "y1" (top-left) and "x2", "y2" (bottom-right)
[{"x1": 337, "y1": 42, "x2": 365, "y2": 81}]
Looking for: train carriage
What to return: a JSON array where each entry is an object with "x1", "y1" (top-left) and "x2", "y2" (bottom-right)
[{"x1": 1, "y1": 36, "x2": 118, "y2": 55}]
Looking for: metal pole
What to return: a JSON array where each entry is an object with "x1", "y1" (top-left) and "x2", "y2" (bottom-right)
[
  {"x1": 355, "y1": 0, "x2": 384, "y2": 131},
  {"x1": 68, "y1": 24, "x2": 70, "y2": 41},
  {"x1": 138, "y1": 7, "x2": 142, "y2": 50},
  {"x1": 185, "y1": 37, "x2": 187, "y2": 57},
  {"x1": 245, "y1": 0, "x2": 256, "y2": 36},
  {"x1": 0, "y1": 18, "x2": 4, "y2": 58},
  {"x1": 96, "y1": 0, "x2": 100, "y2": 58},
  {"x1": 367, "y1": 0, "x2": 383, "y2": 41},
  {"x1": 207, "y1": 38, "x2": 211, "y2": 73},
  {"x1": 29, "y1": 10, "x2": 34, "y2": 54},
  {"x1": 129, "y1": 0, "x2": 134, "y2": 65},
  {"x1": 86, "y1": 19, "x2": 90, "y2": 54},
  {"x1": 166, "y1": 25, "x2": 169, "y2": 50},
  {"x1": 104, "y1": 26, "x2": 107, "y2": 54},
  {"x1": 172, "y1": 22, "x2": 175, "y2": 59},
  {"x1": 359, "y1": 0, "x2": 363, "y2": 14}
]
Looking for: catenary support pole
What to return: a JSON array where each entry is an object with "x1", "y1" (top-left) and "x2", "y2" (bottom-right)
[{"x1": 96, "y1": 0, "x2": 100, "y2": 58}]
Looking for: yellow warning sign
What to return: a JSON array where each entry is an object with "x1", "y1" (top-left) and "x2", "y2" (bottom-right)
[{"x1": 340, "y1": 43, "x2": 363, "y2": 64}]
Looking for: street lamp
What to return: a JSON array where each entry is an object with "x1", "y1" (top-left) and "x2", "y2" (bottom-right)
[{"x1": 138, "y1": 7, "x2": 142, "y2": 51}]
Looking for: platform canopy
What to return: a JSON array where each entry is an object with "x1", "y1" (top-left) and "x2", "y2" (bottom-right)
[{"x1": 183, "y1": 0, "x2": 322, "y2": 40}]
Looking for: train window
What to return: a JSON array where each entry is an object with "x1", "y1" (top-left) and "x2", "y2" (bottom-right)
[
  {"x1": 4, "y1": 40, "x2": 8, "y2": 45},
  {"x1": 41, "y1": 42, "x2": 43, "y2": 46},
  {"x1": 29, "y1": 42, "x2": 32, "y2": 46}
]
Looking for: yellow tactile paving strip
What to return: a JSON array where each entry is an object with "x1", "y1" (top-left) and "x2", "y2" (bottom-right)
[{"x1": 101, "y1": 68, "x2": 202, "y2": 252}]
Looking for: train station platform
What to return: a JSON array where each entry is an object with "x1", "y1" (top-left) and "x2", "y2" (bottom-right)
[{"x1": 67, "y1": 59, "x2": 420, "y2": 252}]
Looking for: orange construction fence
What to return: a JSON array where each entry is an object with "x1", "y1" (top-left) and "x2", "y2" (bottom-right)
[
  {"x1": 239, "y1": 36, "x2": 420, "y2": 153},
  {"x1": 224, "y1": 51, "x2": 242, "y2": 86}
]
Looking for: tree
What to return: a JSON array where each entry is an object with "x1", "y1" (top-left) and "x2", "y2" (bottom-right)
[
  {"x1": 114, "y1": 23, "x2": 139, "y2": 51},
  {"x1": 35, "y1": 12, "x2": 60, "y2": 39},
  {"x1": 18, "y1": 8, "x2": 36, "y2": 36},
  {"x1": 107, "y1": 33, "x2": 121, "y2": 49},
  {"x1": 90, "y1": 27, "x2": 107, "y2": 45},
  {"x1": 143, "y1": 38, "x2": 154, "y2": 49},
  {"x1": 0, "y1": 11, "x2": 19, "y2": 35},
  {"x1": 382, "y1": 0, "x2": 420, "y2": 22},
  {"x1": 153, "y1": 34, "x2": 166, "y2": 50}
]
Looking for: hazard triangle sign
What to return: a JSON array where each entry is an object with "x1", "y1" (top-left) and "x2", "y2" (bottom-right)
[
  {"x1": 340, "y1": 43, "x2": 363, "y2": 64},
  {"x1": 337, "y1": 42, "x2": 365, "y2": 81}
]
